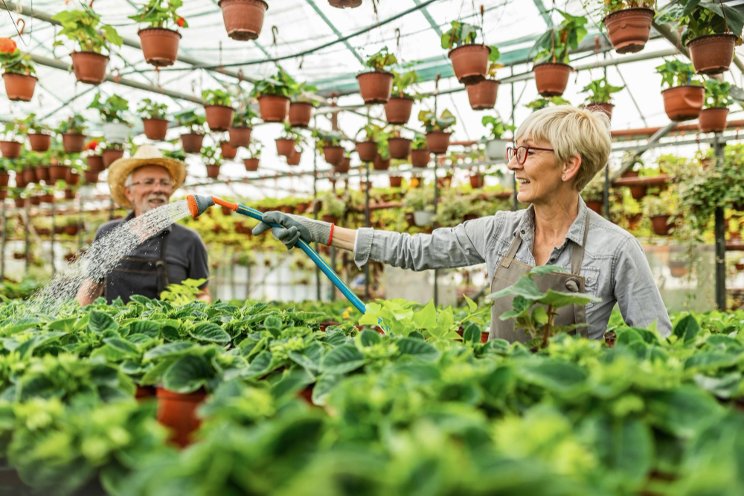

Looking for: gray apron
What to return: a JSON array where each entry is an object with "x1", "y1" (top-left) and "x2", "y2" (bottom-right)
[
  {"x1": 489, "y1": 213, "x2": 590, "y2": 343},
  {"x1": 104, "y1": 231, "x2": 170, "y2": 303}
]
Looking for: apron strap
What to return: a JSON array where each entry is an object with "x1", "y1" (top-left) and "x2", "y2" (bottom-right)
[
  {"x1": 570, "y1": 212, "x2": 590, "y2": 275},
  {"x1": 500, "y1": 232, "x2": 523, "y2": 269}
]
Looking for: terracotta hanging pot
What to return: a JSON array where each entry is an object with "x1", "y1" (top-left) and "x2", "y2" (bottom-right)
[
  {"x1": 0, "y1": 141, "x2": 21, "y2": 159},
  {"x1": 218, "y1": 0, "x2": 269, "y2": 41},
  {"x1": 143, "y1": 118, "x2": 169, "y2": 141},
  {"x1": 0, "y1": 172, "x2": 8, "y2": 187},
  {"x1": 323, "y1": 145, "x2": 344, "y2": 166},
  {"x1": 470, "y1": 174, "x2": 485, "y2": 189},
  {"x1": 220, "y1": 141, "x2": 238, "y2": 159},
  {"x1": 102, "y1": 148, "x2": 124, "y2": 168},
  {"x1": 411, "y1": 148, "x2": 430, "y2": 168},
  {"x1": 205, "y1": 105, "x2": 234, "y2": 132},
  {"x1": 356, "y1": 140, "x2": 377, "y2": 162},
  {"x1": 34, "y1": 166, "x2": 49, "y2": 183},
  {"x1": 328, "y1": 0, "x2": 362, "y2": 7},
  {"x1": 244, "y1": 157, "x2": 259, "y2": 171},
  {"x1": 62, "y1": 133, "x2": 86, "y2": 153},
  {"x1": 28, "y1": 133, "x2": 51, "y2": 152},
  {"x1": 466, "y1": 79, "x2": 499, "y2": 110},
  {"x1": 287, "y1": 149, "x2": 302, "y2": 166},
  {"x1": 389, "y1": 175, "x2": 402, "y2": 188},
  {"x1": 2, "y1": 73, "x2": 37, "y2": 101},
  {"x1": 206, "y1": 164, "x2": 221, "y2": 178},
  {"x1": 70, "y1": 52, "x2": 108, "y2": 85},
  {"x1": 276, "y1": 138, "x2": 295, "y2": 157},
  {"x1": 356, "y1": 71, "x2": 394, "y2": 104},
  {"x1": 22, "y1": 168, "x2": 35, "y2": 184},
  {"x1": 228, "y1": 126, "x2": 252, "y2": 147},
  {"x1": 258, "y1": 95, "x2": 290, "y2": 122},
  {"x1": 49, "y1": 164, "x2": 69, "y2": 182},
  {"x1": 384, "y1": 96, "x2": 414, "y2": 125},
  {"x1": 373, "y1": 155, "x2": 390, "y2": 170},
  {"x1": 603, "y1": 8, "x2": 654, "y2": 54},
  {"x1": 586, "y1": 102, "x2": 614, "y2": 120},
  {"x1": 289, "y1": 101, "x2": 313, "y2": 127},
  {"x1": 181, "y1": 133, "x2": 205, "y2": 153},
  {"x1": 448, "y1": 44, "x2": 490, "y2": 83},
  {"x1": 687, "y1": 34, "x2": 737, "y2": 75},
  {"x1": 84, "y1": 170, "x2": 100, "y2": 184},
  {"x1": 698, "y1": 107, "x2": 729, "y2": 133},
  {"x1": 335, "y1": 157, "x2": 350, "y2": 173},
  {"x1": 650, "y1": 215, "x2": 672, "y2": 236},
  {"x1": 388, "y1": 137, "x2": 411, "y2": 159},
  {"x1": 425, "y1": 131, "x2": 451, "y2": 155},
  {"x1": 156, "y1": 388, "x2": 207, "y2": 448},
  {"x1": 66, "y1": 169, "x2": 80, "y2": 185},
  {"x1": 661, "y1": 85, "x2": 704, "y2": 122},
  {"x1": 533, "y1": 62, "x2": 572, "y2": 97},
  {"x1": 138, "y1": 28, "x2": 181, "y2": 67},
  {"x1": 86, "y1": 154, "x2": 105, "y2": 173}
]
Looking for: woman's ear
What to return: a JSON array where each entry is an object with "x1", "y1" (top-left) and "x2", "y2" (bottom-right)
[{"x1": 561, "y1": 154, "x2": 582, "y2": 183}]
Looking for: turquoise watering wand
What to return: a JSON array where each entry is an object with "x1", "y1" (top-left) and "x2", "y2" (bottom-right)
[{"x1": 186, "y1": 194, "x2": 367, "y2": 314}]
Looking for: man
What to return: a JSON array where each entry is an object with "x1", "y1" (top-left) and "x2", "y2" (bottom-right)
[{"x1": 76, "y1": 145, "x2": 210, "y2": 305}]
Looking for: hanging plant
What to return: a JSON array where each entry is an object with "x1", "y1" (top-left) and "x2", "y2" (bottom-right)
[
  {"x1": 202, "y1": 89, "x2": 234, "y2": 132},
  {"x1": 138, "y1": 98, "x2": 170, "y2": 141},
  {"x1": 88, "y1": 92, "x2": 131, "y2": 143},
  {"x1": 385, "y1": 68, "x2": 419, "y2": 124},
  {"x1": 580, "y1": 76, "x2": 624, "y2": 120},
  {"x1": 531, "y1": 10, "x2": 587, "y2": 96},
  {"x1": 312, "y1": 129, "x2": 344, "y2": 166},
  {"x1": 175, "y1": 109, "x2": 206, "y2": 153},
  {"x1": 289, "y1": 80, "x2": 318, "y2": 127},
  {"x1": 201, "y1": 144, "x2": 223, "y2": 179},
  {"x1": 130, "y1": 0, "x2": 187, "y2": 67},
  {"x1": 0, "y1": 38, "x2": 37, "y2": 101},
  {"x1": 22, "y1": 113, "x2": 52, "y2": 152},
  {"x1": 481, "y1": 115, "x2": 515, "y2": 162},
  {"x1": 328, "y1": 0, "x2": 362, "y2": 8},
  {"x1": 0, "y1": 119, "x2": 25, "y2": 159},
  {"x1": 602, "y1": 1, "x2": 656, "y2": 54},
  {"x1": 357, "y1": 47, "x2": 397, "y2": 104},
  {"x1": 441, "y1": 20, "x2": 500, "y2": 84},
  {"x1": 229, "y1": 105, "x2": 257, "y2": 147},
  {"x1": 418, "y1": 109, "x2": 456, "y2": 155},
  {"x1": 656, "y1": 59, "x2": 704, "y2": 121},
  {"x1": 699, "y1": 79, "x2": 732, "y2": 133},
  {"x1": 218, "y1": 0, "x2": 269, "y2": 41},
  {"x1": 56, "y1": 114, "x2": 87, "y2": 153},
  {"x1": 251, "y1": 68, "x2": 296, "y2": 122},
  {"x1": 410, "y1": 133, "x2": 430, "y2": 168}
]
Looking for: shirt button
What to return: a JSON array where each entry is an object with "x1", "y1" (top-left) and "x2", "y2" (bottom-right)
[{"x1": 520, "y1": 229, "x2": 525, "y2": 234}]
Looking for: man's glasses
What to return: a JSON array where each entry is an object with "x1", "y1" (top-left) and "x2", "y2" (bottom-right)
[
  {"x1": 128, "y1": 179, "x2": 174, "y2": 188},
  {"x1": 505, "y1": 145, "x2": 555, "y2": 165}
]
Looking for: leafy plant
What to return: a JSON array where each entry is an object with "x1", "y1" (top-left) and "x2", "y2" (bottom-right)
[
  {"x1": 657, "y1": 0, "x2": 744, "y2": 44},
  {"x1": 481, "y1": 115, "x2": 515, "y2": 140},
  {"x1": 643, "y1": 189, "x2": 678, "y2": 217},
  {"x1": 403, "y1": 187, "x2": 435, "y2": 212},
  {"x1": 291, "y1": 80, "x2": 318, "y2": 102},
  {"x1": 137, "y1": 98, "x2": 169, "y2": 119},
  {"x1": 364, "y1": 46, "x2": 397, "y2": 72},
  {"x1": 52, "y1": 4, "x2": 123, "y2": 55},
  {"x1": 280, "y1": 123, "x2": 306, "y2": 146},
  {"x1": 160, "y1": 278, "x2": 207, "y2": 306},
  {"x1": 411, "y1": 133, "x2": 428, "y2": 150},
  {"x1": 0, "y1": 38, "x2": 36, "y2": 76},
  {"x1": 440, "y1": 21, "x2": 501, "y2": 74},
  {"x1": 175, "y1": 109, "x2": 206, "y2": 133},
  {"x1": 418, "y1": 109, "x2": 457, "y2": 133},
  {"x1": 22, "y1": 113, "x2": 49, "y2": 134},
  {"x1": 312, "y1": 130, "x2": 342, "y2": 152},
  {"x1": 250, "y1": 68, "x2": 297, "y2": 98},
  {"x1": 603, "y1": 0, "x2": 656, "y2": 15},
  {"x1": 129, "y1": 0, "x2": 188, "y2": 29},
  {"x1": 525, "y1": 95, "x2": 571, "y2": 110},
  {"x1": 201, "y1": 144, "x2": 222, "y2": 166},
  {"x1": 56, "y1": 114, "x2": 87, "y2": 134},
  {"x1": 202, "y1": 89, "x2": 232, "y2": 107},
  {"x1": 391, "y1": 68, "x2": 419, "y2": 98},
  {"x1": 655, "y1": 59, "x2": 702, "y2": 89},
  {"x1": 531, "y1": 10, "x2": 588, "y2": 64},
  {"x1": 88, "y1": 93, "x2": 130, "y2": 124},
  {"x1": 247, "y1": 141, "x2": 263, "y2": 158},
  {"x1": 232, "y1": 105, "x2": 258, "y2": 127},
  {"x1": 2, "y1": 119, "x2": 27, "y2": 141},
  {"x1": 703, "y1": 79, "x2": 733, "y2": 108},
  {"x1": 580, "y1": 77, "x2": 624, "y2": 104},
  {"x1": 318, "y1": 192, "x2": 346, "y2": 218}
]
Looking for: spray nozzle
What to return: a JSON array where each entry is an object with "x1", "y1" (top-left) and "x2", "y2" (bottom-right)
[{"x1": 186, "y1": 195, "x2": 215, "y2": 218}]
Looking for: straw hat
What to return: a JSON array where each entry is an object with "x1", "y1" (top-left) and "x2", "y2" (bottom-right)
[{"x1": 107, "y1": 145, "x2": 187, "y2": 209}]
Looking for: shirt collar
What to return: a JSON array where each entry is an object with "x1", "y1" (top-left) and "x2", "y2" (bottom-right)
[{"x1": 512, "y1": 198, "x2": 589, "y2": 247}]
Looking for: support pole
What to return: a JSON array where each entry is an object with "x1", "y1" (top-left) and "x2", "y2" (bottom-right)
[
  {"x1": 364, "y1": 162, "x2": 371, "y2": 300},
  {"x1": 313, "y1": 144, "x2": 321, "y2": 302},
  {"x1": 433, "y1": 158, "x2": 439, "y2": 306},
  {"x1": 24, "y1": 200, "x2": 30, "y2": 274},
  {"x1": 0, "y1": 200, "x2": 6, "y2": 280},
  {"x1": 713, "y1": 135, "x2": 727, "y2": 310},
  {"x1": 510, "y1": 66, "x2": 518, "y2": 211},
  {"x1": 50, "y1": 200, "x2": 56, "y2": 276}
]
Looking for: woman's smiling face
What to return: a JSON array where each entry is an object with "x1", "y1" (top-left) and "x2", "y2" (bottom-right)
[{"x1": 507, "y1": 137, "x2": 562, "y2": 205}]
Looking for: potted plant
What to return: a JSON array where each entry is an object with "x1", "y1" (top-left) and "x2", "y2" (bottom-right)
[
  {"x1": 373, "y1": 129, "x2": 391, "y2": 171},
  {"x1": 0, "y1": 119, "x2": 24, "y2": 159},
  {"x1": 357, "y1": 47, "x2": 397, "y2": 104},
  {"x1": 531, "y1": 10, "x2": 587, "y2": 96},
  {"x1": 313, "y1": 130, "x2": 344, "y2": 166},
  {"x1": 101, "y1": 141, "x2": 125, "y2": 168},
  {"x1": 202, "y1": 89, "x2": 234, "y2": 131},
  {"x1": 0, "y1": 38, "x2": 37, "y2": 101},
  {"x1": 138, "y1": 98, "x2": 170, "y2": 141},
  {"x1": 580, "y1": 76, "x2": 624, "y2": 120},
  {"x1": 465, "y1": 52, "x2": 501, "y2": 110},
  {"x1": 329, "y1": 0, "x2": 362, "y2": 7},
  {"x1": 410, "y1": 133, "x2": 430, "y2": 168},
  {"x1": 481, "y1": 115, "x2": 515, "y2": 161},
  {"x1": 52, "y1": 5, "x2": 123, "y2": 85},
  {"x1": 403, "y1": 187, "x2": 436, "y2": 226},
  {"x1": 286, "y1": 145, "x2": 303, "y2": 166},
  {"x1": 525, "y1": 95, "x2": 571, "y2": 110},
  {"x1": 229, "y1": 105, "x2": 256, "y2": 147},
  {"x1": 581, "y1": 177, "x2": 605, "y2": 214},
  {"x1": 251, "y1": 68, "x2": 295, "y2": 122},
  {"x1": 658, "y1": 0, "x2": 744, "y2": 74},
  {"x1": 334, "y1": 152, "x2": 351, "y2": 174},
  {"x1": 643, "y1": 190, "x2": 678, "y2": 236},
  {"x1": 88, "y1": 92, "x2": 131, "y2": 143},
  {"x1": 355, "y1": 124, "x2": 381, "y2": 162},
  {"x1": 244, "y1": 142, "x2": 262, "y2": 171},
  {"x1": 83, "y1": 138, "x2": 104, "y2": 174},
  {"x1": 418, "y1": 109, "x2": 456, "y2": 155},
  {"x1": 129, "y1": 0, "x2": 187, "y2": 67},
  {"x1": 288, "y1": 80, "x2": 318, "y2": 127},
  {"x1": 699, "y1": 78, "x2": 732, "y2": 133},
  {"x1": 176, "y1": 109, "x2": 206, "y2": 153},
  {"x1": 56, "y1": 114, "x2": 87, "y2": 153},
  {"x1": 218, "y1": 0, "x2": 268, "y2": 41},
  {"x1": 220, "y1": 140, "x2": 238, "y2": 160},
  {"x1": 318, "y1": 192, "x2": 345, "y2": 223},
  {"x1": 388, "y1": 129, "x2": 411, "y2": 160},
  {"x1": 22, "y1": 113, "x2": 51, "y2": 152},
  {"x1": 656, "y1": 59, "x2": 704, "y2": 121},
  {"x1": 201, "y1": 144, "x2": 222, "y2": 179},
  {"x1": 276, "y1": 124, "x2": 304, "y2": 157},
  {"x1": 384, "y1": 68, "x2": 418, "y2": 125},
  {"x1": 441, "y1": 20, "x2": 499, "y2": 84},
  {"x1": 602, "y1": 1, "x2": 656, "y2": 54}
]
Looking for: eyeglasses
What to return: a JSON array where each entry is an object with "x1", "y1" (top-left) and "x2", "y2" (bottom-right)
[
  {"x1": 505, "y1": 145, "x2": 555, "y2": 165},
  {"x1": 128, "y1": 179, "x2": 174, "y2": 188}
]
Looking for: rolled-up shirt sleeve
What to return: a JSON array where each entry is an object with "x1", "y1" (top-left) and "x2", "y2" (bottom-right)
[
  {"x1": 613, "y1": 236, "x2": 672, "y2": 337},
  {"x1": 354, "y1": 216, "x2": 497, "y2": 271}
]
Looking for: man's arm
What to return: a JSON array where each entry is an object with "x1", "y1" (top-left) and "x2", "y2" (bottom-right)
[
  {"x1": 197, "y1": 285, "x2": 211, "y2": 303},
  {"x1": 76, "y1": 279, "x2": 104, "y2": 306}
]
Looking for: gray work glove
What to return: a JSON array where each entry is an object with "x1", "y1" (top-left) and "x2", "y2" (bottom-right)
[{"x1": 252, "y1": 211, "x2": 333, "y2": 249}]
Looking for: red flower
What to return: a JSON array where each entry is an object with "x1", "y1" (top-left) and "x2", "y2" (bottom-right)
[
  {"x1": 0, "y1": 38, "x2": 17, "y2": 54},
  {"x1": 176, "y1": 17, "x2": 185, "y2": 28},
  {"x1": 85, "y1": 139, "x2": 99, "y2": 151}
]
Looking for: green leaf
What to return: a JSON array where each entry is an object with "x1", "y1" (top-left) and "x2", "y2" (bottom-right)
[
  {"x1": 143, "y1": 341, "x2": 193, "y2": 361},
  {"x1": 518, "y1": 358, "x2": 588, "y2": 395},
  {"x1": 412, "y1": 301, "x2": 437, "y2": 330},
  {"x1": 288, "y1": 342, "x2": 323, "y2": 372},
  {"x1": 244, "y1": 351, "x2": 272, "y2": 378},
  {"x1": 396, "y1": 338, "x2": 439, "y2": 360},
  {"x1": 489, "y1": 276, "x2": 543, "y2": 302},
  {"x1": 320, "y1": 344, "x2": 365, "y2": 375},
  {"x1": 591, "y1": 415, "x2": 653, "y2": 487},
  {"x1": 539, "y1": 289, "x2": 598, "y2": 307},
  {"x1": 88, "y1": 311, "x2": 117, "y2": 333},
  {"x1": 125, "y1": 320, "x2": 160, "y2": 336},
  {"x1": 162, "y1": 354, "x2": 213, "y2": 393},
  {"x1": 673, "y1": 314, "x2": 700, "y2": 343},
  {"x1": 188, "y1": 322, "x2": 231, "y2": 344},
  {"x1": 312, "y1": 373, "x2": 341, "y2": 405},
  {"x1": 647, "y1": 386, "x2": 724, "y2": 438},
  {"x1": 102, "y1": 337, "x2": 139, "y2": 357},
  {"x1": 358, "y1": 329, "x2": 381, "y2": 347},
  {"x1": 464, "y1": 295, "x2": 477, "y2": 313}
]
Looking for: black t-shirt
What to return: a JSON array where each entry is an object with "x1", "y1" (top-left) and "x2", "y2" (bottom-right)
[{"x1": 94, "y1": 213, "x2": 209, "y2": 302}]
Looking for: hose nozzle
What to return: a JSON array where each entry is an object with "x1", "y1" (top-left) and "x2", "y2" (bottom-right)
[{"x1": 186, "y1": 195, "x2": 215, "y2": 218}]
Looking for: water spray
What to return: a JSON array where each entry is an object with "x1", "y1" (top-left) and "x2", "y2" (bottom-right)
[{"x1": 186, "y1": 194, "x2": 366, "y2": 314}]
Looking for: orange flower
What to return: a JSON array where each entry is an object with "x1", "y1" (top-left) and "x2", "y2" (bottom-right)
[
  {"x1": 176, "y1": 17, "x2": 185, "y2": 28},
  {"x1": 85, "y1": 139, "x2": 99, "y2": 151},
  {"x1": 0, "y1": 38, "x2": 17, "y2": 54}
]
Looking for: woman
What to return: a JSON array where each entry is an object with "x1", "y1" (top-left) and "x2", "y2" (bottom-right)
[{"x1": 253, "y1": 106, "x2": 672, "y2": 342}]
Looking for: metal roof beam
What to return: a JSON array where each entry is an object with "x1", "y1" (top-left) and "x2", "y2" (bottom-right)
[
  {"x1": 532, "y1": 0, "x2": 553, "y2": 28},
  {"x1": 305, "y1": 0, "x2": 365, "y2": 66},
  {"x1": 411, "y1": 0, "x2": 443, "y2": 37}
]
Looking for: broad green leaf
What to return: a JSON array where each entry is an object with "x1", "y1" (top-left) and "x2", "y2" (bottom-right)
[
  {"x1": 143, "y1": 341, "x2": 193, "y2": 361},
  {"x1": 539, "y1": 289, "x2": 598, "y2": 307},
  {"x1": 125, "y1": 320, "x2": 161, "y2": 336},
  {"x1": 264, "y1": 314, "x2": 283, "y2": 332},
  {"x1": 312, "y1": 373, "x2": 341, "y2": 405},
  {"x1": 102, "y1": 337, "x2": 139, "y2": 357},
  {"x1": 517, "y1": 358, "x2": 588, "y2": 395},
  {"x1": 591, "y1": 414, "x2": 653, "y2": 487},
  {"x1": 320, "y1": 344, "x2": 365, "y2": 375},
  {"x1": 531, "y1": 306, "x2": 549, "y2": 326},
  {"x1": 396, "y1": 338, "x2": 439, "y2": 360},
  {"x1": 162, "y1": 354, "x2": 213, "y2": 394},
  {"x1": 684, "y1": 351, "x2": 741, "y2": 372},
  {"x1": 673, "y1": 314, "x2": 700, "y2": 343},
  {"x1": 358, "y1": 329, "x2": 381, "y2": 347},
  {"x1": 529, "y1": 264, "x2": 564, "y2": 276},
  {"x1": 647, "y1": 386, "x2": 724, "y2": 438},
  {"x1": 289, "y1": 342, "x2": 323, "y2": 372},
  {"x1": 188, "y1": 322, "x2": 231, "y2": 344},
  {"x1": 463, "y1": 295, "x2": 477, "y2": 313},
  {"x1": 88, "y1": 311, "x2": 117, "y2": 333},
  {"x1": 462, "y1": 322, "x2": 481, "y2": 344},
  {"x1": 47, "y1": 317, "x2": 77, "y2": 332},
  {"x1": 413, "y1": 301, "x2": 437, "y2": 330},
  {"x1": 243, "y1": 351, "x2": 272, "y2": 378}
]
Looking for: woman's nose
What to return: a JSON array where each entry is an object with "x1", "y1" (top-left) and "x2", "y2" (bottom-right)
[{"x1": 506, "y1": 157, "x2": 521, "y2": 171}]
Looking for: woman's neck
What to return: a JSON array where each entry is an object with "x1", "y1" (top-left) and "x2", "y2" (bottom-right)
[{"x1": 532, "y1": 194, "x2": 580, "y2": 243}]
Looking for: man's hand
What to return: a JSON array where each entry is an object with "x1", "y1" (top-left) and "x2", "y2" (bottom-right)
[{"x1": 252, "y1": 211, "x2": 332, "y2": 249}]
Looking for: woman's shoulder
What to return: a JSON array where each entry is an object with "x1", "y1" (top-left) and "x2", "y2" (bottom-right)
[{"x1": 585, "y1": 210, "x2": 639, "y2": 251}]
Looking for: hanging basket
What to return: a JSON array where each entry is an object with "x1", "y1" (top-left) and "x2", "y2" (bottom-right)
[
  {"x1": 466, "y1": 79, "x2": 499, "y2": 110},
  {"x1": 143, "y1": 118, "x2": 169, "y2": 141},
  {"x1": 687, "y1": 34, "x2": 737, "y2": 75},
  {"x1": 138, "y1": 28, "x2": 181, "y2": 67},
  {"x1": 70, "y1": 51, "x2": 108, "y2": 85},
  {"x1": 181, "y1": 133, "x2": 205, "y2": 154},
  {"x1": 2, "y1": 73, "x2": 37, "y2": 101},
  {"x1": 220, "y1": 141, "x2": 238, "y2": 159},
  {"x1": 389, "y1": 175, "x2": 402, "y2": 188},
  {"x1": 218, "y1": 0, "x2": 269, "y2": 41},
  {"x1": 388, "y1": 137, "x2": 411, "y2": 159},
  {"x1": 650, "y1": 215, "x2": 672, "y2": 236},
  {"x1": 102, "y1": 148, "x2": 124, "y2": 168},
  {"x1": 156, "y1": 388, "x2": 206, "y2": 448},
  {"x1": 84, "y1": 170, "x2": 100, "y2": 184},
  {"x1": 276, "y1": 138, "x2": 295, "y2": 157},
  {"x1": 328, "y1": 0, "x2": 362, "y2": 7},
  {"x1": 533, "y1": 62, "x2": 572, "y2": 97},
  {"x1": 28, "y1": 133, "x2": 51, "y2": 152},
  {"x1": 244, "y1": 157, "x2": 260, "y2": 171},
  {"x1": 323, "y1": 145, "x2": 344, "y2": 166},
  {"x1": 373, "y1": 155, "x2": 390, "y2": 171},
  {"x1": 286, "y1": 149, "x2": 302, "y2": 166},
  {"x1": 603, "y1": 8, "x2": 654, "y2": 54},
  {"x1": 228, "y1": 126, "x2": 252, "y2": 147},
  {"x1": 356, "y1": 71, "x2": 394, "y2": 104},
  {"x1": 0, "y1": 141, "x2": 21, "y2": 159},
  {"x1": 289, "y1": 101, "x2": 313, "y2": 127},
  {"x1": 103, "y1": 122, "x2": 130, "y2": 143},
  {"x1": 384, "y1": 96, "x2": 413, "y2": 125},
  {"x1": 661, "y1": 85, "x2": 704, "y2": 122},
  {"x1": 356, "y1": 140, "x2": 377, "y2": 162},
  {"x1": 49, "y1": 164, "x2": 70, "y2": 182},
  {"x1": 485, "y1": 139, "x2": 508, "y2": 161},
  {"x1": 258, "y1": 95, "x2": 290, "y2": 122},
  {"x1": 585, "y1": 102, "x2": 614, "y2": 121},
  {"x1": 62, "y1": 133, "x2": 86, "y2": 153},
  {"x1": 206, "y1": 164, "x2": 221, "y2": 178},
  {"x1": 448, "y1": 44, "x2": 490, "y2": 84},
  {"x1": 205, "y1": 105, "x2": 234, "y2": 132},
  {"x1": 334, "y1": 157, "x2": 351, "y2": 174},
  {"x1": 35, "y1": 166, "x2": 50, "y2": 183},
  {"x1": 86, "y1": 154, "x2": 105, "y2": 173},
  {"x1": 425, "y1": 131, "x2": 451, "y2": 155},
  {"x1": 411, "y1": 148, "x2": 430, "y2": 168},
  {"x1": 470, "y1": 174, "x2": 485, "y2": 189},
  {"x1": 698, "y1": 107, "x2": 729, "y2": 133}
]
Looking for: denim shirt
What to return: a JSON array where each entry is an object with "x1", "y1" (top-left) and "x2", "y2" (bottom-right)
[{"x1": 354, "y1": 197, "x2": 672, "y2": 339}]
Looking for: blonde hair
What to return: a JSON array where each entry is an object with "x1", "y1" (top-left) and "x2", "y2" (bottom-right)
[{"x1": 515, "y1": 105, "x2": 611, "y2": 190}]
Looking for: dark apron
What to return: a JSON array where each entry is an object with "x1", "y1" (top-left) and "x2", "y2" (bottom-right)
[
  {"x1": 104, "y1": 231, "x2": 170, "y2": 303},
  {"x1": 489, "y1": 213, "x2": 590, "y2": 343}
]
